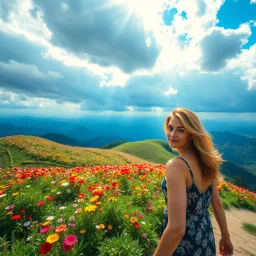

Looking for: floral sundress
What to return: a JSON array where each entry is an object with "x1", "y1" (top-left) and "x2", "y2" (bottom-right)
[{"x1": 160, "y1": 156, "x2": 216, "y2": 256}]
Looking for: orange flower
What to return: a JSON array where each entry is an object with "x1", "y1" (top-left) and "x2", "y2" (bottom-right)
[
  {"x1": 55, "y1": 224, "x2": 67, "y2": 233},
  {"x1": 108, "y1": 225, "x2": 113, "y2": 230},
  {"x1": 80, "y1": 229, "x2": 86, "y2": 234},
  {"x1": 99, "y1": 224, "x2": 105, "y2": 229}
]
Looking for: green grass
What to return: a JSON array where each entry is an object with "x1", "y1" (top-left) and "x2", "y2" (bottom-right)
[
  {"x1": 112, "y1": 139, "x2": 176, "y2": 164},
  {"x1": 242, "y1": 222, "x2": 256, "y2": 236}
]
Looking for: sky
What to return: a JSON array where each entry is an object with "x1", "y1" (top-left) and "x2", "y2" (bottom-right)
[{"x1": 0, "y1": 0, "x2": 256, "y2": 119}]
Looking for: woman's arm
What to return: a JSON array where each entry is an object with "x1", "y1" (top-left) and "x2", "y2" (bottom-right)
[
  {"x1": 153, "y1": 159, "x2": 187, "y2": 256},
  {"x1": 211, "y1": 178, "x2": 230, "y2": 239}
]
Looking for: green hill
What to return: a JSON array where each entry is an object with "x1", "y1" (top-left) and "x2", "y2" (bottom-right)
[
  {"x1": 112, "y1": 139, "x2": 177, "y2": 164},
  {"x1": 0, "y1": 136, "x2": 152, "y2": 169}
]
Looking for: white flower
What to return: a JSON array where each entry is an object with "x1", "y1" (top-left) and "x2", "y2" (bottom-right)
[
  {"x1": 61, "y1": 182, "x2": 69, "y2": 187},
  {"x1": 57, "y1": 192, "x2": 61, "y2": 195},
  {"x1": 66, "y1": 189, "x2": 72, "y2": 193},
  {"x1": 46, "y1": 216, "x2": 55, "y2": 221},
  {"x1": 59, "y1": 206, "x2": 66, "y2": 210},
  {"x1": 141, "y1": 222, "x2": 146, "y2": 225},
  {"x1": 24, "y1": 221, "x2": 31, "y2": 227},
  {"x1": 0, "y1": 194, "x2": 6, "y2": 198},
  {"x1": 26, "y1": 236, "x2": 32, "y2": 241}
]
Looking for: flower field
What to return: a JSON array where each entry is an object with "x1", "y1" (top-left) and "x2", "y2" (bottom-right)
[
  {"x1": 0, "y1": 163, "x2": 256, "y2": 256},
  {"x1": 0, "y1": 136, "x2": 149, "y2": 168}
]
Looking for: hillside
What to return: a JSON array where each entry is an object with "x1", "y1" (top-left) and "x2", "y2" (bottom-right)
[
  {"x1": 0, "y1": 136, "x2": 152, "y2": 169},
  {"x1": 112, "y1": 139, "x2": 177, "y2": 164}
]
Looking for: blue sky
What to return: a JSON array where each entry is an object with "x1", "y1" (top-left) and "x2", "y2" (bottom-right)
[{"x1": 0, "y1": 0, "x2": 256, "y2": 119}]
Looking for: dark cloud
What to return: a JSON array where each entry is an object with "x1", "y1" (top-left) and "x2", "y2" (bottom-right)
[
  {"x1": 32, "y1": 0, "x2": 160, "y2": 74},
  {"x1": 199, "y1": 26, "x2": 250, "y2": 71}
]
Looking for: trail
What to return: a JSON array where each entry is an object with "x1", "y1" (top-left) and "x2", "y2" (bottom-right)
[{"x1": 211, "y1": 207, "x2": 256, "y2": 256}]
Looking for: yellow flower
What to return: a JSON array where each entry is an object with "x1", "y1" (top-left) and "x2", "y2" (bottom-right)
[
  {"x1": 96, "y1": 202, "x2": 102, "y2": 206},
  {"x1": 84, "y1": 205, "x2": 97, "y2": 212},
  {"x1": 90, "y1": 196, "x2": 99, "y2": 203},
  {"x1": 107, "y1": 197, "x2": 117, "y2": 202},
  {"x1": 108, "y1": 225, "x2": 113, "y2": 230},
  {"x1": 80, "y1": 229, "x2": 86, "y2": 234},
  {"x1": 12, "y1": 192, "x2": 19, "y2": 197},
  {"x1": 100, "y1": 224, "x2": 105, "y2": 229},
  {"x1": 124, "y1": 214, "x2": 129, "y2": 219},
  {"x1": 46, "y1": 233, "x2": 59, "y2": 244},
  {"x1": 43, "y1": 221, "x2": 51, "y2": 226}
]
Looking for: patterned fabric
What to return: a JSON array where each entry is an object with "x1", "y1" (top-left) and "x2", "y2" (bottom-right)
[{"x1": 160, "y1": 156, "x2": 216, "y2": 256}]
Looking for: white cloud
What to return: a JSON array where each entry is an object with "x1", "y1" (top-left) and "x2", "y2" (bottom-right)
[
  {"x1": 250, "y1": 0, "x2": 256, "y2": 4},
  {"x1": 164, "y1": 87, "x2": 178, "y2": 96}
]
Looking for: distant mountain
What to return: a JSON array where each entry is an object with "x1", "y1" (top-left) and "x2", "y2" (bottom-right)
[
  {"x1": 210, "y1": 131, "x2": 256, "y2": 165},
  {"x1": 39, "y1": 133, "x2": 87, "y2": 147},
  {"x1": 85, "y1": 136, "x2": 127, "y2": 147},
  {"x1": 0, "y1": 123, "x2": 40, "y2": 137},
  {"x1": 66, "y1": 126, "x2": 98, "y2": 141},
  {"x1": 211, "y1": 131, "x2": 256, "y2": 147},
  {"x1": 39, "y1": 133, "x2": 126, "y2": 148}
]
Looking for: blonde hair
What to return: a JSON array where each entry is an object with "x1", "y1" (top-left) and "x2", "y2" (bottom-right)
[{"x1": 163, "y1": 107, "x2": 224, "y2": 183}]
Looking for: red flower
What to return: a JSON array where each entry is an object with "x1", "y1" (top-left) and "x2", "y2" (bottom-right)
[
  {"x1": 12, "y1": 214, "x2": 22, "y2": 220},
  {"x1": 112, "y1": 182, "x2": 117, "y2": 187},
  {"x1": 26, "y1": 214, "x2": 32, "y2": 220},
  {"x1": 39, "y1": 242, "x2": 52, "y2": 255},
  {"x1": 47, "y1": 196, "x2": 54, "y2": 201},
  {"x1": 20, "y1": 209, "x2": 26, "y2": 213},
  {"x1": 134, "y1": 222, "x2": 140, "y2": 229}
]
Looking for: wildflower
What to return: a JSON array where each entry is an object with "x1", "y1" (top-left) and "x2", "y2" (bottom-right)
[
  {"x1": 62, "y1": 235, "x2": 77, "y2": 251},
  {"x1": 43, "y1": 221, "x2": 51, "y2": 226},
  {"x1": 75, "y1": 208, "x2": 82, "y2": 214},
  {"x1": 46, "y1": 216, "x2": 55, "y2": 221},
  {"x1": 39, "y1": 242, "x2": 52, "y2": 255},
  {"x1": 100, "y1": 224, "x2": 105, "y2": 229},
  {"x1": 37, "y1": 201, "x2": 45, "y2": 206},
  {"x1": 40, "y1": 226, "x2": 51, "y2": 234},
  {"x1": 134, "y1": 222, "x2": 140, "y2": 229},
  {"x1": 80, "y1": 229, "x2": 86, "y2": 234},
  {"x1": 108, "y1": 225, "x2": 113, "y2": 230},
  {"x1": 61, "y1": 182, "x2": 69, "y2": 187},
  {"x1": 0, "y1": 194, "x2": 6, "y2": 198},
  {"x1": 142, "y1": 233, "x2": 147, "y2": 239},
  {"x1": 24, "y1": 221, "x2": 31, "y2": 227},
  {"x1": 26, "y1": 236, "x2": 32, "y2": 241},
  {"x1": 12, "y1": 192, "x2": 19, "y2": 196},
  {"x1": 68, "y1": 223, "x2": 75, "y2": 227},
  {"x1": 5, "y1": 204, "x2": 14, "y2": 211},
  {"x1": 57, "y1": 218, "x2": 63, "y2": 223},
  {"x1": 78, "y1": 193, "x2": 85, "y2": 198},
  {"x1": 59, "y1": 206, "x2": 66, "y2": 210},
  {"x1": 55, "y1": 224, "x2": 67, "y2": 233},
  {"x1": 57, "y1": 192, "x2": 61, "y2": 195},
  {"x1": 66, "y1": 189, "x2": 72, "y2": 194},
  {"x1": 46, "y1": 234, "x2": 59, "y2": 244},
  {"x1": 130, "y1": 217, "x2": 137, "y2": 223},
  {"x1": 108, "y1": 197, "x2": 117, "y2": 202},
  {"x1": 84, "y1": 205, "x2": 97, "y2": 212},
  {"x1": 46, "y1": 196, "x2": 54, "y2": 201},
  {"x1": 20, "y1": 209, "x2": 26, "y2": 213},
  {"x1": 90, "y1": 196, "x2": 99, "y2": 203},
  {"x1": 69, "y1": 216, "x2": 75, "y2": 222},
  {"x1": 12, "y1": 214, "x2": 22, "y2": 220},
  {"x1": 124, "y1": 215, "x2": 129, "y2": 219},
  {"x1": 95, "y1": 225, "x2": 101, "y2": 230}
]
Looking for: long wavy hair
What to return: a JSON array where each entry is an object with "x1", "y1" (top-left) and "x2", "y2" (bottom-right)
[{"x1": 163, "y1": 107, "x2": 224, "y2": 183}]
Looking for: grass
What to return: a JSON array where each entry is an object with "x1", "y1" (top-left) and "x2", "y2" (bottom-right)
[
  {"x1": 112, "y1": 139, "x2": 177, "y2": 164},
  {"x1": 242, "y1": 222, "x2": 256, "y2": 236}
]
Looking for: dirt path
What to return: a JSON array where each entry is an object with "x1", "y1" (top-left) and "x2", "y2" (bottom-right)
[{"x1": 211, "y1": 207, "x2": 256, "y2": 256}]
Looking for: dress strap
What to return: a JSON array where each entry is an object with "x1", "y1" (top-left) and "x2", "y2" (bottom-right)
[{"x1": 175, "y1": 156, "x2": 195, "y2": 182}]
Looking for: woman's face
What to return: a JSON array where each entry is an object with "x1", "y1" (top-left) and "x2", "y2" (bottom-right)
[{"x1": 166, "y1": 115, "x2": 192, "y2": 151}]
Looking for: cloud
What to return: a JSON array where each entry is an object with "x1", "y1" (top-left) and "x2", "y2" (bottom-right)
[
  {"x1": 199, "y1": 24, "x2": 251, "y2": 71},
  {"x1": 32, "y1": 0, "x2": 160, "y2": 74},
  {"x1": 251, "y1": 0, "x2": 256, "y2": 4}
]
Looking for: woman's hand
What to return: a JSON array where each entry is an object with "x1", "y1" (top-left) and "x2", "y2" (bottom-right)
[{"x1": 219, "y1": 236, "x2": 234, "y2": 255}]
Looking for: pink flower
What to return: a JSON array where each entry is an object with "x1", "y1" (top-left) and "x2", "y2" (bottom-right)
[
  {"x1": 40, "y1": 226, "x2": 51, "y2": 234},
  {"x1": 63, "y1": 235, "x2": 77, "y2": 247},
  {"x1": 5, "y1": 204, "x2": 14, "y2": 211},
  {"x1": 62, "y1": 235, "x2": 77, "y2": 251},
  {"x1": 37, "y1": 201, "x2": 45, "y2": 207}
]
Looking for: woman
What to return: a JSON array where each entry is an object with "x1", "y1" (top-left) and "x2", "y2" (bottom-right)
[{"x1": 153, "y1": 108, "x2": 234, "y2": 256}]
